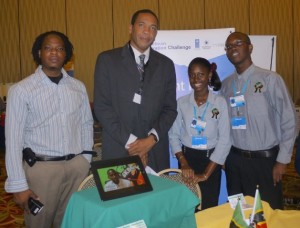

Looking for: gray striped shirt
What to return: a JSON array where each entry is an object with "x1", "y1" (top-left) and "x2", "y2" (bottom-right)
[{"x1": 5, "y1": 66, "x2": 94, "y2": 192}]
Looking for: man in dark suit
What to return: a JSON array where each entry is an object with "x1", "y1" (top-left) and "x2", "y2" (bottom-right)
[{"x1": 93, "y1": 9, "x2": 177, "y2": 172}]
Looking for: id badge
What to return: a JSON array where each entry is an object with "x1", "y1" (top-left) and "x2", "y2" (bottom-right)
[
  {"x1": 192, "y1": 136, "x2": 207, "y2": 149},
  {"x1": 231, "y1": 116, "x2": 246, "y2": 129},
  {"x1": 133, "y1": 93, "x2": 141, "y2": 104},
  {"x1": 230, "y1": 95, "x2": 245, "y2": 108},
  {"x1": 190, "y1": 118, "x2": 206, "y2": 132}
]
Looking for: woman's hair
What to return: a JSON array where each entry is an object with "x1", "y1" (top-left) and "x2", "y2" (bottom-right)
[
  {"x1": 188, "y1": 57, "x2": 222, "y2": 91},
  {"x1": 31, "y1": 31, "x2": 73, "y2": 65}
]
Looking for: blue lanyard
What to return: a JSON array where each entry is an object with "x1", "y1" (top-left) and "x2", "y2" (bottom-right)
[
  {"x1": 193, "y1": 102, "x2": 209, "y2": 120},
  {"x1": 193, "y1": 102, "x2": 209, "y2": 134},
  {"x1": 232, "y1": 78, "x2": 250, "y2": 96}
]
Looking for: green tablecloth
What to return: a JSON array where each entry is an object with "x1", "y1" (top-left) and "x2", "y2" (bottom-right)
[{"x1": 61, "y1": 174, "x2": 199, "y2": 228}]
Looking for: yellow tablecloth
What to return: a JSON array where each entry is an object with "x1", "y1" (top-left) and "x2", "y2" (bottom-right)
[{"x1": 195, "y1": 196, "x2": 300, "y2": 228}]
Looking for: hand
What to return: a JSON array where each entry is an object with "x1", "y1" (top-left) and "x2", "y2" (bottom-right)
[
  {"x1": 273, "y1": 162, "x2": 286, "y2": 186},
  {"x1": 175, "y1": 153, "x2": 195, "y2": 183},
  {"x1": 194, "y1": 173, "x2": 207, "y2": 183},
  {"x1": 140, "y1": 154, "x2": 148, "y2": 167},
  {"x1": 13, "y1": 189, "x2": 39, "y2": 214},
  {"x1": 181, "y1": 162, "x2": 195, "y2": 184},
  {"x1": 127, "y1": 135, "x2": 156, "y2": 158}
]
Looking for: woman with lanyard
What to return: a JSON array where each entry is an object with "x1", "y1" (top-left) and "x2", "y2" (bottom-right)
[{"x1": 169, "y1": 57, "x2": 231, "y2": 210}]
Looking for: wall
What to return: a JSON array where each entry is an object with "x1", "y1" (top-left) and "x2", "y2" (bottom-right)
[{"x1": 0, "y1": 0, "x2": 299, "y2": 103}]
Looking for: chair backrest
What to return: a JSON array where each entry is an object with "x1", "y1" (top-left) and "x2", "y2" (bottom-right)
[
  {"x1": 158, "y1": 168, "x2": 201, "y2": 210},
  {"x1": 92, "y1": 143, "x2": 102, "y2": 162},
  {"x1": 78, "y1": 174, "x2": 96, "y2": 191}
]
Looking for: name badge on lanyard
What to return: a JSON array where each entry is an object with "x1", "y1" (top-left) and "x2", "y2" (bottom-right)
[
  {"x1": 230, "y1": 95, "x2": 245, "y2": 108},
  {"x1": 133, "y1": 93, "x2": 141, "y2": 104},
  {"x1": 190, "y1": 103, "x2": 209, "y2": 149},
  {"x1": 192, "y1": 135, "x2": 207, "y2": 149},
  {"x1": 231, "y1": 116, "x2": 246, "y2": 129},
  {"x1": 230, "y1": 79, "x2": 249, "y2": 130},
  {"x1": 190, "y1": 118, "x2": 206, "y2": 132}
]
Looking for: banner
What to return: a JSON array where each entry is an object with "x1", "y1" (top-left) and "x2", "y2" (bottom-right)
[
  {"x1": 250, "y1": 35, "x2": 276, "y2": 72},
  {"x1": 152, "y1": 28, "x2": 234, "y2": 98},
  {"x1": 152, "y1": 28, "x2": 276, "y2": 99}
]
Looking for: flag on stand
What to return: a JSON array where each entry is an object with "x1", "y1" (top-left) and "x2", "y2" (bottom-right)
[
  {"x1": 229, "y1": 198, "x2": 250, "y2": 228},
  {"x1": 250, "y1": 186, "x2": 267, "y2": 228}
]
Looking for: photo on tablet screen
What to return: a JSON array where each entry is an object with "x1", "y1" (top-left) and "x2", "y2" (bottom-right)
[{"x1": 91, "y1": 155, "x2": 152, "y2": 201}]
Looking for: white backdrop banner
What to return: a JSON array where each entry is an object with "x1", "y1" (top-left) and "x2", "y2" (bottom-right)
[{"x1": 152, "y1": 28, "x2": 276, "y2": 99}]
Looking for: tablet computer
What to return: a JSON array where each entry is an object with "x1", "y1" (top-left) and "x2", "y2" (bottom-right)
[{"x1": 90, "y1": 155, "x2": 153, "y2": 201}]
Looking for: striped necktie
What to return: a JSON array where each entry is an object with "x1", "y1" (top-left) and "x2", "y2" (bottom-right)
[
  {"x1": 137, "y1": 54, "x2": 145, "y2": 75},
  {"x1": 137, "y1": 54, "x2": 145, "y2": 95}
]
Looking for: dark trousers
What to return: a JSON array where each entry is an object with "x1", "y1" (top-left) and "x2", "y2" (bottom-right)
[
  {"x1": 225, "y1": 150, "x2": 283, "y2": 209},
  {"x1": 182, "y1": 146, "x2": 221, "y2": 210}
]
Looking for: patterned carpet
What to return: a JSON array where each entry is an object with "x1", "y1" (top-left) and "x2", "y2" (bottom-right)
[
  {"x1": 0, "y1": 145, "x2": 299, "y2": 227},
  {"x1": 0, "y1": 151, "x2": 25, "y2": 228}
]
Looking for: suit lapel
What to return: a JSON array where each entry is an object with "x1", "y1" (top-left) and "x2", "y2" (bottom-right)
[
  {"x1": 145, "y1": 48, "x2": 158, "y2": 82},
  {"x1": 120, "y1": 46, "x2": 160, "y2": 86},
  {"x1": 121, "y1": 45, "x2": 140, "y2": 78}
]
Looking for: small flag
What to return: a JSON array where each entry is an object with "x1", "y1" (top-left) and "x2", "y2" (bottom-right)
[
  {"x1": 250, "y1": 186, "x2": 267, "y2": 228},
  {"x1": 229, "y1": 198, "x2": 250, "y2": 228}
]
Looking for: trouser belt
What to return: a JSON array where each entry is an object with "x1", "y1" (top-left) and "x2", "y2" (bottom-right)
[
  {"x1": 36, "y1": 154, "x2": 76, "y2": 161},
  {"x1": 35, "y1": 151, "x2": 96, "y2": 161},
  {"x1": 23, "y1": 148, "x2": 96, "y2": 167},
  {"x1": 183, "y1": 145, "x2": 215, "y2": 157},
  {"x1": 231, "y1": 145, "x2": 279, "y2": 159}
]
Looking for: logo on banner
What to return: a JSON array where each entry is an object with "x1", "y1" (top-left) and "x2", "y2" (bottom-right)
[
  {"x1": 202, "y1": 40, "x2": 212, "y2": 50},
  {"x1": 195, "y1": 39, "x2": 200, "y2": 48}
]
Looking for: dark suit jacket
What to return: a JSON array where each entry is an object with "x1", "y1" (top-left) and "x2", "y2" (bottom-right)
[{"x1": 94, "y1": 44, "x2": 177, "y2": 172}]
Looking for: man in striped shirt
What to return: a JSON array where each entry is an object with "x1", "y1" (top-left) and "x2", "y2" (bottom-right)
[{"x1": 4, "y1": 31, "x2": 94, "y2": 228}]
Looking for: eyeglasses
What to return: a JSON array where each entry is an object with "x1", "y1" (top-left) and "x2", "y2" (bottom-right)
[{"x1": 224, "y1": 40, "x2": 248, "y2": 51}]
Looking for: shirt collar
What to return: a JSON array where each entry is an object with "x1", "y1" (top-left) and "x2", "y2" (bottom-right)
[
  {"x1": 189, "y1": 89, "x2": 212, "y2": 106},
  {"x1": 130, "y1": 45, "x2": 150, "y2": 64},
  {"x1": 37, "y1": 65, "x2": 69, "y2": 84},
  {"x1": 235, "y1": 63, "x2": 255, "y2": 81}
]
